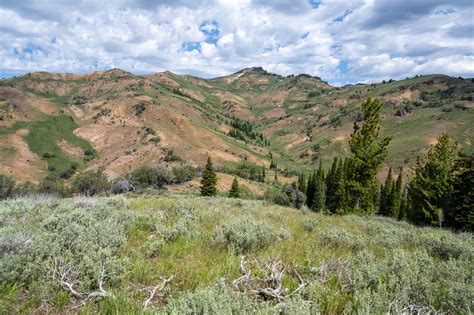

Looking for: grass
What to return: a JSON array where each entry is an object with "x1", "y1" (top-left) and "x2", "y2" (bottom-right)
[{"x1": 1, "y1": 194, "x2": 472, "y2": 314}]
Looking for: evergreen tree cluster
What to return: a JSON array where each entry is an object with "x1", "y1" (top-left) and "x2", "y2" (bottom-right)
[
  {"x1": 227, "y1": 117, "x2": 270, "y2": 146},
  {"x1": 379, "y1": 167, "x2": 404, "y2": 219},
  {"x1": 292, "y1": 98, "x2": 471, "y2": 231},
  {"x1": 407, "y1": 134, "x2": 473, "y2": 231}
]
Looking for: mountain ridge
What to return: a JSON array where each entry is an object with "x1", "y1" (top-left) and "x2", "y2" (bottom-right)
[{"x1": 0, "y1": 67, "x2": 472, "y2": 186}]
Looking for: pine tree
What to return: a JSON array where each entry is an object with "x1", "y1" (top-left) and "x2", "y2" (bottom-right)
[
  {"x1": 334, "y1": 158, "x2": 346, "y2": 213},
  {"x1": 390, "y1": 167, "x2": 403, "y2": 219},
  {"x1": 445, "y1": 153, "x2": 473, "y2": 231},
  {"x1": 346, "y1": 97, "x2": 392, "y2": 214},
  {"x1": 262, "y1": 167, "x2": 266, "y2": 182},
  {"x1": 306, "y1": 171, "x2": 316, "y2": 209},
  {"x1": 298, "y1": 172, "x2": 307, "y2": 193},
  {"x1": 228, "y1": 177, "x2": 240, "y2": 198},
  {"x1": 317, "y1": 159, "x2": 324, "y2": 181},
  {"x1": 408, "y1": 134, "x2": 458, "y2": 226},
  {"x1": 312, "y1": 172, "x2": 325, "y2": 212},
  {"x1": 200, "y1": 157, "x2": 218, "y2": 197},
  {"x1": 325, "y1": 157, "x2": 338, "y2": 212},
  {"x1": 326, "y1": 157, "x2": 346, "y2": 213},
  {"x1": 399, "y1": 185, "x2": 408, "y2": 221},
  {"x1": 379, "y1": 167, "x2": 393, "y2": 216}
]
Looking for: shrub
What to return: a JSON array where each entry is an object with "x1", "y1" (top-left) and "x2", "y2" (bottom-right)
[
  {"x1": 38, "y1": 179, "x2": 67, "y2": 197},
  {"x1": 163, "y1": 282, "x2": 255, "y2": 314},
  {"x1": 155, "y1": 165, "x2": 176, "y2": 188},
  {"x1": 111, "y1": 177, "x2": 134, "y2": 194},
  {"x1": 0, "y1": 175, "x2": 15, "y2": 200},
  {"x1": 416, "y1": 230, "x2": 471, "y2": 259},
  {"x1": 213, "y1": 217, "x2": 281, "y2": 253},
  {"x1": 172, "y1": 164, "x2": 197, "y2": 184},
  {"x1": 319, "y1": 228, "x2": 366, "y2": 251},
  {"x1": 131, "y1": 166, "x2": 157, "y2": 189},
  {"x1": 72, "y1": 170, "x2": 110, "y2": 196},
  {"x1": 140, "y1": 239, "x2": 164, "y2": 258},
  {"x1": 273, "y1": 192, "x2": 291, "y2": 207},
  {"x1": 59, "y1": 163, "x2": 78, "y2": 179},
  {"x1": 0, "y1": 199, "x2": 132, "y2": 294},
  {"x1": 163, "y1": 149, "x2": 182, "y2": 162},
  {"x1": 157, "y1": 217, "x2": 200, "y2": 242},
  {"x1": 13, "y1": 181, "x2": 36, "y2": 197},
  {"x1": 274, "y1": 184, "x2": 306, "y2": 209},
  {"x1": 302, "y1": 219, "x2": 318, "y2": 232}
]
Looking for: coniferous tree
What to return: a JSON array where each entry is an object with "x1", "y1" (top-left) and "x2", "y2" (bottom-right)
[
  {"x1": 326, "y1": 157, "x2": 346, "y2": 213},
  {"x1": 445, "y1": 153, "x2": 473, "y2": 231},
  {"x1": 407, "y1": 134, "x2": 457, "y2": 226},
  {"x1": 334, "y1": 158, "x2": 346, "y2": 212},
  {"x1": 390, "y1": 167, "x2": 403, "y2": 219},
  {"x1": 312, "y1": 163, "x2": 325, "y2": 212},
  {"x1": 399, "y1": 185, "x2": 409, "y2": 221},
  {"x1": 306, "y1": 171, "x2": 316, "y2": 209},
  {"x1": 325, "y1": 157, "x2": 338, "y2": 212},
  {"x1": 298, "y1": 172, "x2": 307, "y2": 193},
  {"x1": 379, "y1": 168, "x2": 393, "y2": 216},
  {"x1": 346, "y1": 98, "x2": 392, "y2": 214},
  {"x1": 262, "y1": 167, "x2": 266, "y2": 182},
  {"x1": 200, "y1": 157, "x2": 218, "y2": 197},
  {"x1": 228, "y1": 177, "x2": 240, "y2": 198}
]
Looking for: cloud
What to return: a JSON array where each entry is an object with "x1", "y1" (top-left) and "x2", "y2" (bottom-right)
[{"x1": 0, "y1": 0, "x2": 472, "y2": 83}]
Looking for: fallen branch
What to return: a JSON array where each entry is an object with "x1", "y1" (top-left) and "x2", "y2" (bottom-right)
[
  {"x1": 233, "y1": 256, "x2": 308, "y2": 302},
  {"x1": 53, "y1": 259, "x2": 114, "y2": 302},
  {"x1": 143, "y1": 275, "x2": 174, "y2": 308}
]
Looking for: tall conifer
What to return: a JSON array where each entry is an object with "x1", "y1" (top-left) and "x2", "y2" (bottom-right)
[{"x1": 200, "y1": 157, "x2": 218, "y2": 196}]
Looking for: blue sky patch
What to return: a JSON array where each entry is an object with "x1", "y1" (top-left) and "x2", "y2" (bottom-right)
[
  {"x1": 199, "y1": 20, "x2": 220, "y2": 44},
  {"x1": 182, "y1": 42, "x2": 201, "y2": 52},
  {"x1": 334, "y1": 10, "x2": 353, "y2": 22}
]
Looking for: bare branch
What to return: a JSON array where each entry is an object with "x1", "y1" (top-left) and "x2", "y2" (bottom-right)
[
  {"x1": 233, "y1": 256, "x2": 309, "y2": 303},
  {"x1": 143, "y1": 275, "x2": 174, "y2": 308}
]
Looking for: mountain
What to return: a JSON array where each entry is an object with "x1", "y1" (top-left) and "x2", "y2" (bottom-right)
[{"x1": 0, "y1": 67, "x2": 473, "y2": 184}]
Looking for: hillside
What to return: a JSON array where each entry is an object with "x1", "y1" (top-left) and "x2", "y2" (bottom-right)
[
  {"x1": 0, "y1": 68, "x2": 473, "y2": 184},
  {"x1": 1, "y1": 194, "x2": 472, "y2": 314}
]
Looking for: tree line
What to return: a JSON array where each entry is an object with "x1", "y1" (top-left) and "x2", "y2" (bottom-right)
[{"x1": 286, "y1": 98, "x2": 472, "y2": 231}]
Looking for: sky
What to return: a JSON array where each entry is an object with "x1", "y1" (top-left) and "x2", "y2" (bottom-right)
[{"x1": 0, "y1": 0, "x2": 473, "y2": 85}]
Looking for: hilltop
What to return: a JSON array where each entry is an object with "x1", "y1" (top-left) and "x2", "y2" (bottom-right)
[{"x1": 0, "y1": 68, "x2": 473, "y2": 185}]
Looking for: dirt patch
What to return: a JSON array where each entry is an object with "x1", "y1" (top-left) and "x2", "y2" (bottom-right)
[
  {"x1": 57, "y1": 140, "x2": 83, "y2": 158},
  {"x1": 331, "y1": 98, "x2": 348, "y2": 108},
  {"x1": 0, "y1": 129, "x2": 46, "y2": 183}
]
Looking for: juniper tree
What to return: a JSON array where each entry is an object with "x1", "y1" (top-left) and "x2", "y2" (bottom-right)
[
  {"x1": 201, "y1": 157, "x2": 218, "y2": 197},
  {"x1": 408, "y1": 134, "x2": 457, "y2": 226},
  {"x1": 228, "y1": 177, "x2": 240, "y2": 198},
  {"x1": 346, "y1": 98, "x2": 392, "y2": 214}
]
